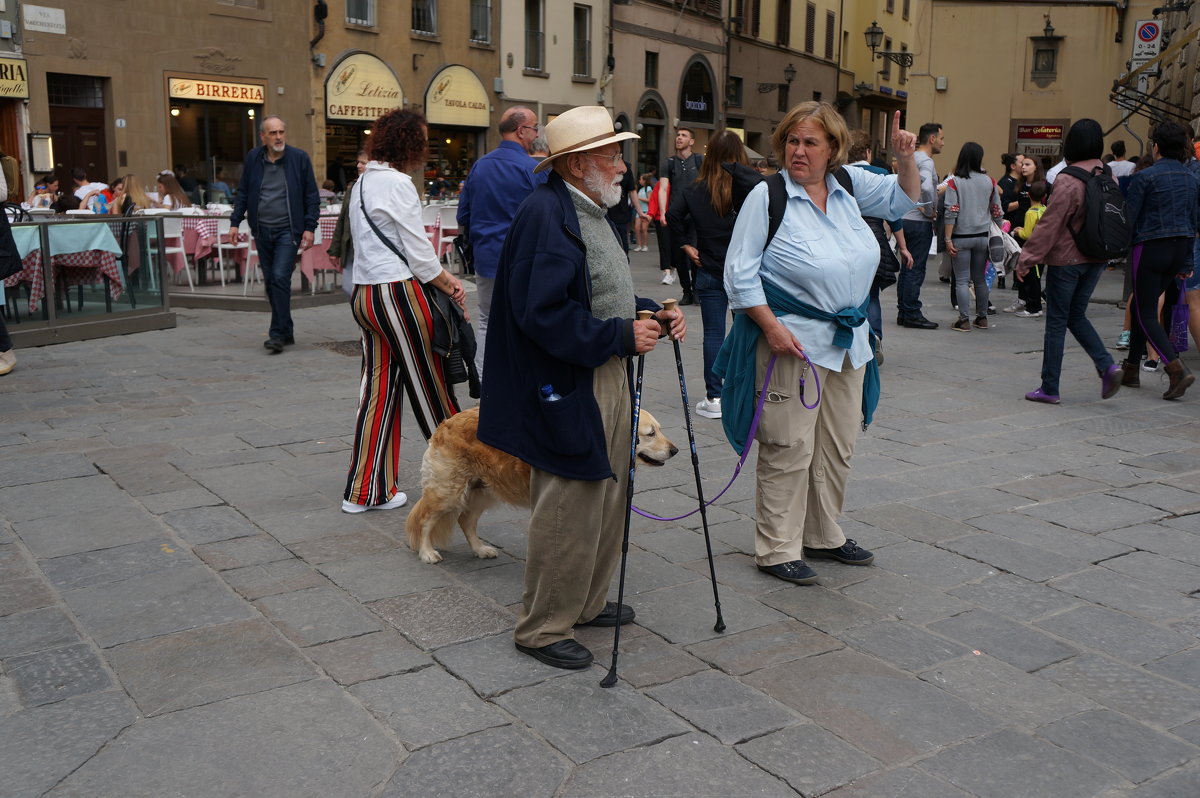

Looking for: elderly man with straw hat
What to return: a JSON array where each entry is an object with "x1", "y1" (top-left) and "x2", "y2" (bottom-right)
[{"x1": 478, "y1": 105, "x2": 686, "y2": 670}]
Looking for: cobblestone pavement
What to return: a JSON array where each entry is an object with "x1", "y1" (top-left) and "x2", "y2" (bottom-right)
[{"x1": 2, "y1": 253, "x2": 1198, "y2": 798}]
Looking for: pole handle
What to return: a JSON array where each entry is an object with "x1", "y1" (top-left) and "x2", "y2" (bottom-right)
[
  {"x1": 637, "y1": 309, "x2": 653, "y2": 320},
  {"x1": 660, "y1": 299, "x2": 678, "y2": 340}
]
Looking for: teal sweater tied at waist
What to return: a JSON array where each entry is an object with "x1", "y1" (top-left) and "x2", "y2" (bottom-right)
[{"x1": 712, "y1": 278, "x2": 880, "y2": 456}]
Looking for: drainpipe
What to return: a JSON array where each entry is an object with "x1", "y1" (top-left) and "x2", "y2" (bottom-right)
[{"x1": 311, "y1": 0, "x2": 328, "y2": 51}]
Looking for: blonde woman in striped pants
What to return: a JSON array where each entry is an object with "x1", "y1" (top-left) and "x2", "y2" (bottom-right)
[{"x1": 342, "y1": 109, "x2": 468, "y2": 514}]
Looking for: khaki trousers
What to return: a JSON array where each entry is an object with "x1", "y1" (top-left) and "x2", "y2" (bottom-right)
[
  {"x1": 753, "y1": 338, "x2": 864, "y2": 566},
  {"x1": 515, "y1": 357, "x2": 631, "y2": 648}
]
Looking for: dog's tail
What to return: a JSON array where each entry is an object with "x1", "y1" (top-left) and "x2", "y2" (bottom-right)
[{"x1": 404, "y1": 493, "x2": 434, "y2": 551}]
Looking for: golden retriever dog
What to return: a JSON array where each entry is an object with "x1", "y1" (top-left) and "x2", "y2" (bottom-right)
[{"x1": 405, "y1": 406, "x2": 678, "y2": 564}]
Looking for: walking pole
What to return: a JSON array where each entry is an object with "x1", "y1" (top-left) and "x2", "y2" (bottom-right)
[
  {"x1": 661, "y1": 298, "x2": 725, "y2": 633},
  {"x1": 601, "y1": 310, "x2": 652, "y2": 689}
]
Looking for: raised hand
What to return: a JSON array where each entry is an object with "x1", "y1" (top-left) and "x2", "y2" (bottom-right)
[{"x1": 891, "y1": 111, "x2": 917, "y2": 157}]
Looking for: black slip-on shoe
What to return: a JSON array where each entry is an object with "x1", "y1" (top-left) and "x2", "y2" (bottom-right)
[
  {"x1": 576, "y1": 601, "x2": 635, "y2": 627},
  {"x1": 282, "y1": 336, "x2": 295, "y2": 346},
  {"x1": 515, "y1": 639, "x2": 594, "y2": 670},
  {"x1": 757, "y1": 560, "x2": 819, "y2": 584},
  {"x1": 903, "y1": 316, "x2": 939, "y2": 330},
  {"x1": 264, "y1": 338, "x2": 284, "y2": 353},
  {"x1": 804, "y1": 539, "x2": 875, "y2": 565}
]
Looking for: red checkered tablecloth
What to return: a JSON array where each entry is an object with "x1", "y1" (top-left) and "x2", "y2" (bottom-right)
[
  {"x1": 5, "y1": 248, "x2": 123, "y2": 314},
  {"x1": 298, "y1": 216, "x2": 342, "y2": 280}
]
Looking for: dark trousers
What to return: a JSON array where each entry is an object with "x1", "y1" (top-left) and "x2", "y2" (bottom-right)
[
  {"x1": 0, "y1": 311, "x2": 10, "y2": 351},
  {"x1": 898, "y1": 219, "x2": 933, "y2": 320},
  {"x1": 256, "y1": 225, "x2": 300, "y2": 340},
  {"x1": 1129, "y1": 238, "x2": 1190, "y2": 364},
  {"x1": 1017, "y1": 264, "x2": 1044, "y2": 312},
  {"x1": 1039, "y1": 262, "x2": 1113, "y2": 395},
  {"x1": 694, "y1": 268, "x2": 729, "y2": 399},
  {"x1": 671, "y1": 241, "x2": 694, "y2": 293},
  {"x1": 612, "y1": 221, "x2": 630, "y2": 255}
]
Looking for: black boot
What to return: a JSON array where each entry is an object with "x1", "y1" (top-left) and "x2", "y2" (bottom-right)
[{"x1": 679, "y1": 290, "x2": 696, "y2": 306}]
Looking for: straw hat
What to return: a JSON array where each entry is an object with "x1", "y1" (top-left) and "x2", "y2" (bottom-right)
[{"x1": 533, "y1": 105, "x2": 639, "y2": 174}]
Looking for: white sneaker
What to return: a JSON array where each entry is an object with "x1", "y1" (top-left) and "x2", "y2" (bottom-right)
[
  {"x1": 661, "y1": 271, "x2": 675, "y2": 285},
  {"x1": 1014, "y1": 309, "x2": 1042, "y2": 318},
  {"x1": 695, "y1": 397, "x2": 722, "y2": 419},
  {"x1": 1003, "y1": 300, "x2": 1025, "y2": 313},
  {"x1": 342, "y1": 492, "x2": 408, "y2": 514},
  {"x1": 1143, "y1": 359, "x2": 1160, "y2": 372},
  {"x1": 0, "y1": 348, "x2": 15, "y2": 376}
]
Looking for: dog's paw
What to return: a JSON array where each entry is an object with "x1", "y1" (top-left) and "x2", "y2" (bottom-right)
[
  {"x1": 419, "y1": 548, "x2": 444, "y2": 564},
  {"x1": 474, "y1": 545, "x2": 498, "y2": 559}
]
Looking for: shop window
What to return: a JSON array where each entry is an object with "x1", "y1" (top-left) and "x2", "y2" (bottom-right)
[
  {"x1": 573, "y1": 5, "x2": 591, "y2": 77},
  {"x1": 470, "y1": 0, "x2": 492, "y2": 44},
  {"x1": 678, "y1": 59, "x2": 715, "y2": 127},
  {"x1": 645, "y1": 52, "x2": 658, "y2": 88},
  {"x1": 804, "y1": 3, "x2": 815, "y2": 54},
  {"x1": 347, "y1": 0, "x2": 374, "y2": 26},
  {"x1": 776, "y1": 0, "x2": 790, "y2": 47},
  {"x1": 525, "y1": 0, "x2": 544, "y2": 72},
  {"x1": 413, "y1": 0, "x2": 437, "y2": 36},
  {"x1": 825, "y1": 11, "x2": 835, "y2": 59}
]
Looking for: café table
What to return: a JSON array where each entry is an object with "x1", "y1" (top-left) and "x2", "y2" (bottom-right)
[
  {"x1": 297, "y1": 214, "x2": 341, "y2": 284},
  {"x1": 6, "y1": 221, "x2": 124, "y2": 314}
]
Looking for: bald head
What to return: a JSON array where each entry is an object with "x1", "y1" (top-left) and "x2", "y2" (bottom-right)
[{"x1": 500, "y1": 107, "x2": 538, "y2": 153}]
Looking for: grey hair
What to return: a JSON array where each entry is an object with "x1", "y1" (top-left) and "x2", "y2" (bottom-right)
[{"x1": 259, "y1": 115, "x2": 285, "y2": 135}]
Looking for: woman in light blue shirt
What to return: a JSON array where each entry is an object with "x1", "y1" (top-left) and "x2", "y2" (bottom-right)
[{"x1": 719, "y1": 102, "x2": 919, "y2": 585}]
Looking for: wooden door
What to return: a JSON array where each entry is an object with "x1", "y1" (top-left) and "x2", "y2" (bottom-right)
[{"x1": 49, "y1": 106, "x2": 107, "y2": 188}]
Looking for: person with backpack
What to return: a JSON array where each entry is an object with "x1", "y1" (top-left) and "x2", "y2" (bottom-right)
[
  {"x1": 1118, "y1": 121, "x2": 1197, "y2": 400},
  {"x1": 656, "y1": 127, "x2": 705, "y2": 304},
  {"x1": 716, "y1": 103, "x2": 920, "y2": 586},
  {"x1": 1017, "y1": 118, "x2": 1125, "y2": 404}
]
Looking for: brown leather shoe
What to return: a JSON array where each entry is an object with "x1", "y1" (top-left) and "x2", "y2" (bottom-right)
[
  {"x1": 1163, "y1": 358, "x2": 1195, "y2": 400},
  {"x1": 1120, "y1": 359, "x2": 1140, "y2": 387}
]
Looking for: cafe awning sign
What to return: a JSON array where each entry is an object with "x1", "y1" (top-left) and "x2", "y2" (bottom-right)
[
  {"x1": 424, "y1": 65, "x2": 489, "y2": 128},
  {"x1": 0, "y1": 58, "x2": 29, "y2": 99},
  {"x1": 168, "y1": 77, "x2": 264, "y2": 104},
  {"x1": 325, "y1": 52, "x2": 404, "y2": 122}
]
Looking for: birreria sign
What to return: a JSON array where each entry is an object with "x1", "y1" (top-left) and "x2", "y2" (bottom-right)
[
  {"x1": 0, "y1": 58, "x2": 29, "y2": 99},
  {"x1": 326, "y1": 53, "x2": 404, "y2": 122}
]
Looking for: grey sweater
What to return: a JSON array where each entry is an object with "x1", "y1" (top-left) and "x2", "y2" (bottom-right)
[
  {"x1": 570, "y1": 189, "x2": 636, "y2": 322},
  {"x1": 944, "y1": 171, "x2": 1001, "y2": 236}
]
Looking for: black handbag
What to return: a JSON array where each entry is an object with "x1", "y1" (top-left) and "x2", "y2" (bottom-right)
[{"x1": 0, "y1": 205, "x2": 23, "y2": 281}]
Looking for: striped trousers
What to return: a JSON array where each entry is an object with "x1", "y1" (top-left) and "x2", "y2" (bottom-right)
[{"x1": 344, "y1": 280, "x2": 460, "y2": 506}]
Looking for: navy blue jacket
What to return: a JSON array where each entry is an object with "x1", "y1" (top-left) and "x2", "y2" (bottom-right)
[
  {"x1": 230, "y1": 144, "x2": 320, "y2": 241},
  {"x1": 477, "y1": 173, "x2": 659, "y2": 480},
  {"x1": 1126, "y1": 158, "x2": 1200, "y2": 246}
]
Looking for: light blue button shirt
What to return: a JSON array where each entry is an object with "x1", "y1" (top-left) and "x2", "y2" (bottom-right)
[{"x1": 724, "y1": 167, "x2": 916, "y2": 372}]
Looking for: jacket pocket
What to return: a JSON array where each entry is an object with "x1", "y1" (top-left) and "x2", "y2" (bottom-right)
[{"x1": 536, "y1": 389, "x2": 594, "y2": 457}]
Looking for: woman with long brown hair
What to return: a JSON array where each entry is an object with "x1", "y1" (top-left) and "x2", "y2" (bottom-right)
[
  {"x1": 341, "y1": 108, "x2": 468, "y2": 513},
  {"x1": 154, "y1": 173, "x2": 192, "y2": 210},
  {"x1": 666, "y1": 129, "x2": 749, "y2": 418}
]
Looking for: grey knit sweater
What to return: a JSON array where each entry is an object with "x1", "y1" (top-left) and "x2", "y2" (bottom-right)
[
  {"x1": 944, "y1": 171, "x2": 1001, "y2": 236},
  {"x1": 569, "y1": 189, "x2": 636, "y2": 321}
]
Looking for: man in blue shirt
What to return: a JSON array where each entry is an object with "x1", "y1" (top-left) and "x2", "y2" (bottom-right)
[{"x1": 457, "y1": 107, "x2": 548, "y2": 380}]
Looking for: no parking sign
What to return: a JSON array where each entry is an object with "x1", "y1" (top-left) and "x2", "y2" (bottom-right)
[{"x1": 1132, "y1": 19, "x2": 1163, "y2": 66}]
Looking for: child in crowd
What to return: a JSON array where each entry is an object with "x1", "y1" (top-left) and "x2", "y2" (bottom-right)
[{"x1": 1012, "y1": 180, "x2": 1047, "y2": 318}]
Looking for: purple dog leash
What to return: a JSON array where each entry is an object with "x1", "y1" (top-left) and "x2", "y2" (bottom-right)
[{"x1": 633, "y1": 349, "x2": 821, "y2": 522}]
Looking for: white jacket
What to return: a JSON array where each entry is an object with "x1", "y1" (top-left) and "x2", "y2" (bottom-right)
[{"x1": 348, "y1": 161, "x2": 441, "y2": 285}]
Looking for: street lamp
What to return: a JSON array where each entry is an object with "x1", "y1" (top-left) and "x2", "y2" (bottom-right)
[
  {"x1": 864, "y1": 21, "x2": 914, "y2": 69},
  {"x1": 757, "y1": 63, "x2": 797, "y2": 93}
]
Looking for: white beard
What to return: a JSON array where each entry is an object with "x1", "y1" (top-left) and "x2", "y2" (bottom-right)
[{"x1": 583, "y1": 163, "x2": 623, "y2": 208}]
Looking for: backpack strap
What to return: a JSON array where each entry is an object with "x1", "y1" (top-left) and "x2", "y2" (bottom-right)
[
  {"x1": 765, "y1": 172, "x2": 788, "y2": 250},
  {"x1": 833, "y1": 165, "x2": 855, "y2": 197}
]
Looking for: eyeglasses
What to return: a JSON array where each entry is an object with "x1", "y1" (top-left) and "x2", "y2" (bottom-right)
[
  {"x1": 584, "y1": 152, "x2": 624, "y2": 167},
  {"x1": 518, "y1": 124, "x2": 540, "y2": 134}
]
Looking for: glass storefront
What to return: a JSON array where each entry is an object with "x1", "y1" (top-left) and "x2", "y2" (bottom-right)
[
  {"x1": 166, "y1": 77, "x2": 265, "y2": 204},
  {"x1": 423, "y1": 65, "x2": 489, "y2": 202}
]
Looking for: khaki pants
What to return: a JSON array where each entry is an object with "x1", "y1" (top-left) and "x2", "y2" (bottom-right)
[
  {"x1": 515, "y1": 357, "x2": 631, "y2": 649},
  {"x1": 753, "y1": 338, "x2": 864, "y2": 566}
]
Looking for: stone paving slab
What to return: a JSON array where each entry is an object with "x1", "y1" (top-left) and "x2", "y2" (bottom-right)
[
  {"x1": 160, "y1": 505, "x2": 260, "y2": 545},
  {"x1": 370, "y1": 585, "x2": 514, "y2": 649},
  {"x1": 47, "y1": 680, "x2": 398, "y2": 798},
  {"x1": 254, "y1": 585, "x2": 382, "y2": 647},
  {"x1": 839, "y1": 620, "x2": 969, "y2": 672},
  {"x1": 0, "y1": 576, "x2": 56, "y2": 616},
  {"x1": 574, "y1": 625, "x2": 710, "y2": 688},
  {"x1": 493, "y1": 673, "x2": 691, "y2": 764},
  {"x1": 759, "y1": 583, "x2": 889, "y2": 635},
  {"x1": 1037, "y1": 709, "x2": 1199, "y2": 785},
  {"x1": 0, "y1": 607, "x2": 81, "y2": 658},
  {"x1": 193, "y1": 533, "x2": 294, "y2": 570},
  {"x1": 635, "y1": 577, "x2": 788, "y2": 645},
  {"x1": 1036, "y1": 605, "x2": 1194, "y2": 665},
  {"x1": 379, "y1": 725, "x2": 569, "y2": 798},
  {"x1": 350, "y1": 666, "x2": 509, "y2": 748},
  {"x1": 927, "y1": 608, "x2": 1078, "y2": 672},
  {"x1": 1041, "y1": 654, "x2": 1200, "y2": 728},
  {"x1": 824, "y1": 768, "x2": 973, "y2": 798},
  {"x1": 683, "y1": 619, "x2": 841, "y2": 677},
  {"x1": 871, "y1": 540, "x2": 997, "y2": 591},
  {"x1": 0, "y1": 475, "x2": 129, "y2": 524},
  {"x1": 1101, "y1": 523, "x2": 1200, "y2": 567},
  {"x1": 306, "y1": 630, "x2": 432, "y2": 685},
  {"x1": 61, "y1": 564, "x2": 254, "y2": 648},
  {"x1": 947, "y1": 573, "x2": 1084, "y2": 620},
  {"x1": 315, "y1": 550, "x2": 454, "y2": 602},
  {"x1": 839, "y1": 569, "x2": 975, "y2": 624},
  {"x1": 0, "y1": 691, "x2": 136, "y2": 798},
  {"x1": 1049, "y1": 567, "x2": 1200, "y2": 622},
  {"x1": 14, "y1": 504, "x2": 166, "y2": 559},
  {"x1": 0, "y1": 452, "x2": 97, "y2": 488},
  {"x1": 645, "y1": 670, "x2": 801, "y2": 744},
  {"x1": 39, "y1": 538, "x2": 196, "y2": 591},
  {"x1": 5, "y1": 642, "x2": 112, "y2": 708},
  {"x1": 736, "y1": 723, "x2": 879, "y2": 796},
  {"x1": 105, "y1": 618, "x2": 318, "y2": 716},
  {"x1": 919, "y1": 729, "x2": 1124, "y2": 798},
  {"x1": 965, "y1": 511, "x2": 1135, "y2": 563},
  {"x1": 433, "y1": 632, "x2": 575, "y2": 697}
]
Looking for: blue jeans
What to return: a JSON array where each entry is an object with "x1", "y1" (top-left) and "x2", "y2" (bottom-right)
[
  {"x1": 256, "y1": 225, "x2": 300, "y2": 340},
  {"x1": 694, "y1": 268, "x2": 728, "y2": 400},
  {"x1": 868, "y1": 279, "x2": 884, "y2": 341},
  {"x1": 898, "y1": 219, "x2": 933, "y2": 320},
  {"x1": 1040, "y1": 262, "x2": 1114, "y2": 396}
]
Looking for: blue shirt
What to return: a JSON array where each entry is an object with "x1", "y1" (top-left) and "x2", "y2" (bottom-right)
[
  {"x1": 724, "y1": 167, "x2": 915, "y2": 372},
  {"x1": 1126, "y1": 158, "x2": 1200, "y2": 244},
  {"x1": 456, "y1": 140, "x2": 548, "y2": 279}
]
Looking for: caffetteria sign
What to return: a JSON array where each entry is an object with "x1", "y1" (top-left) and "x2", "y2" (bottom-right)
[{"x1": 326, "y1": 53, "x2": 404, "y2": 122}]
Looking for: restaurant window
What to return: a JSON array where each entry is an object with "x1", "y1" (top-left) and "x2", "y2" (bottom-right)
[
  {"x1": 825, "y1": 11, "x2": 835, "y2": 59},
  {"x1": 645, "y1": 51, "x2": 658, "y2": 88},
  {"x1": 804, "y1": 3, "x2": 815, "y2": 54},
  {"x1": 525, "y1": 0, "x2": 544, "y2": 71},
  {"x1": 347, "y1": 0, "x2": 374, "y2": 26},
  {"x1": 413, "y1": 0, "x2": 437, "y2": 35},
  {"x1": 776, "y1": 0, "x2": 790, "y2": 47},
  {"x1": 573, "y1": 5, "x2": 591, "y2": 77},
  {"x1": 469, "y1": 0, "x2": 492, "y2": 43}
]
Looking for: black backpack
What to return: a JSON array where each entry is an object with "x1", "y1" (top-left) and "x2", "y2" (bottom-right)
[{"x1": 1060, "y1": 165, "x2": 1132, "y2": 261}]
